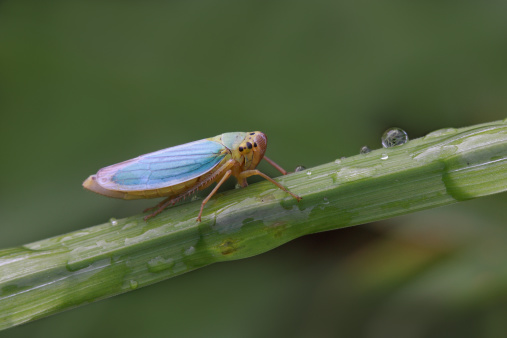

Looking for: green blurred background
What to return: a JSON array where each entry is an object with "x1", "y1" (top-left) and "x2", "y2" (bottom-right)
[{"x1": 1, "y1": 1, "x2": 507, "y2": 337}]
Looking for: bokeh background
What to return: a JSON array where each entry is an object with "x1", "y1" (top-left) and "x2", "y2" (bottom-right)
[{"x1": 2, "y1": 1, "x2": 507, "y2": 337}]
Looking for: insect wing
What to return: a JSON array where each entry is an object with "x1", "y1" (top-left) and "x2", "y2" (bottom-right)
[{"x1": 95, "y1": 139, "x2": 227, "y2": 191}]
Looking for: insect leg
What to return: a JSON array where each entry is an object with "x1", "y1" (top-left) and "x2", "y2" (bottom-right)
[
  {"x1": 196, "y1": 170, "x2": 232, "y2": 222},
  {"x1": 144, "y1": 197, "x2": 180, "y2": 221},
  {"x1": 144, "y1": 159, "x2": 237, "y2": 221},
  {"x1": 262, "y1": 156, "x2": 288, "y2": 175},
  {"x1": 238, "y1": 169, "x2": 301, "y2": 201},
  {"x1": 143, "y1": 197, "x2": 172, "y2": 213}
]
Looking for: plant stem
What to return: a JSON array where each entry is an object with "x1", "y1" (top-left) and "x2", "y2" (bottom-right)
[{"x1": 2, "y1": 120, "x2": 507, "y2": 330}]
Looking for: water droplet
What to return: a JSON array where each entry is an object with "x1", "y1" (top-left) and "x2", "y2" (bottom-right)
[
  {"x1": 235, "y1": 183, "x2": 242, "y2": 189},
  {"x1": 334, "y1": 159, "x2": 342, "y2": 164},
  {"x1": 184, "y1": 246, "x2": 196, "y2": 255},
  {"x1": 306, "y1": 170, "x2": 312, "y2": 176},
  {"x1": 109, "y1": 218, "x2": 118, "y2": 226},
  {"x1": 322, "y1": 197, "x2": 329, "y2": 204},
  {"x1": 424, "y1": 128, "x2": 457, "y2": 139},
  {"x1": 129, "y1": 280, "x2": 138, "y2": 289},
  {"x1": 381, "y1": 153, "x2": 389, "y2": 160},
  {"x1": 121, "y1": 222, "x2": 136, "y2": 230},
  {"x1": 191, "y1": 195, "x2": 199, "y2": 201},
  {"x1": 294, "y1": 165, "x2": 306, "y2": 172},
  {"x1": 381, "y1": 127, "x2": 409, "y2": 148},
  {"x1": 360, "y1": 146, "x2": 371, "y2": 154},
  {"x1": 147, "y1": 256, "x2": 175, "y2": 273}
]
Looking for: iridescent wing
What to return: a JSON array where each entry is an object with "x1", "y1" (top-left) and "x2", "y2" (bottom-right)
[{"x1": 95, "y1": 139, "x2": 227, "y2": 191}]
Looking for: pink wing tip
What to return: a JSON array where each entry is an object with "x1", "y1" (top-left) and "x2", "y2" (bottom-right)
[
  {"x1": 82, "y1": 175, "x2": 126, "y2": 199},
  {"x1": 82, "y1": 175, "x2": 97, "y2": 190}
]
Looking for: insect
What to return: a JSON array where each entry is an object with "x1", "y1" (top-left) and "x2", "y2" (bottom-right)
[{"x1": 83, "y1": 131, "x2": 301, "y2": 221}]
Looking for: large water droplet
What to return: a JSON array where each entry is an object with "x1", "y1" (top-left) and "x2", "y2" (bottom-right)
[
  {"x1": 381, "y1": 127, "x2": 409, "y2": 148},
  {"x1": 109, "y1": 218, "x2": 118, "y2": 226},
  {"x1": 295, "y1": 165, "x2": 306, "y2": 172},
  {"x1": 360, "y1": 146, "x2": 371, "y2": 154},
  {"x1": 306, "y1": 170, "x2": 312, "y2": 176},
  {"x1": 381, "y1": 153, "x2": 389, "y2": 160}
]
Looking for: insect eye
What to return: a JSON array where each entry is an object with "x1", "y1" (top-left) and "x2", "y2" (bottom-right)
[{"x1": 239, "y1": 147, "x2": 243, "y2": 152}]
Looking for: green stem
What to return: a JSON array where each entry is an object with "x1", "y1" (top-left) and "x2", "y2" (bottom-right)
[{"x1": 2, "y1": 120, "x2": 507, "y2": 330}]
